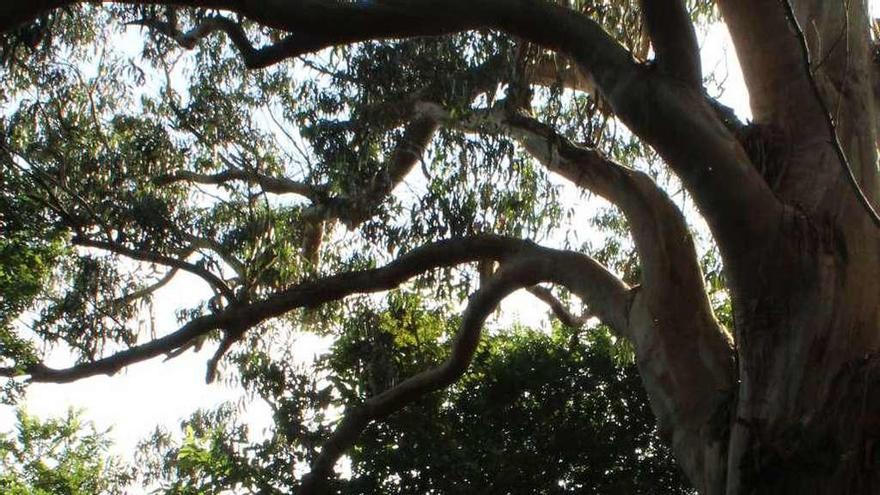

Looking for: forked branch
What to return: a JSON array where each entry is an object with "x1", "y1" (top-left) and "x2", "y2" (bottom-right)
[
  {"x1": 299, "y1": 250, "x2": 632, "y2": 494},
  {"x1": 0, "y1": 235, "x2": 630, "y2": 383}
]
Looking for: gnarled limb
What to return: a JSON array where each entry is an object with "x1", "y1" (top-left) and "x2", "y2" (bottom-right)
[
  {"x1": 299, "y1": 246, "x2": 633, "y2": 494},
  {"x1": 2, "y1": 235, "x2": 622, "y2": 383},
  {"x1": 418, "y1": 101, "x2": 735, "y2": 492}
]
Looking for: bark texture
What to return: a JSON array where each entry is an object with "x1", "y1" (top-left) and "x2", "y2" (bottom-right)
[{"x1": 718, "y1": 1, "x2": 880, "y2": 493}]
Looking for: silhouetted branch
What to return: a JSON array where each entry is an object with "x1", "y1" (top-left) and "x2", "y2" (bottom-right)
[
  {"x1": 154, "y1": 168, "x2": 319, "y2": 200},
  {"x1": 526, "y1": 285, "x2": 589, "y2": 328},
  {"x1": 299, "y1": 250, "x2": 631, "y2": 493},
  {"x1": 72, "y1": 236, "x2": 237, "y2": 302},
  {"x1": 1, "y1": 235, "x2": 630, "y2": 385},
  {"x1": 129, "y1": 15, "x2": 335, "y2": 69},
  {"x1": 111, "y1": 267, "x2": 179, "y2": 306}
]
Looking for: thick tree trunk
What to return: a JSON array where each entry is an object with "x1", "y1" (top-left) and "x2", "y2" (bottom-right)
[
  {"x1": 723, "y1": 200, "x2": 880, "y2": 494},
  {"x1": 710, "y1": 1, "x2": 880, "y2": 493}
]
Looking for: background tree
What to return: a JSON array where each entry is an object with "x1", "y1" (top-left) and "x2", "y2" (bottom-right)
[
  {"x1": 136, "y1": 294, "x2": 693, "y2": 494},
  {"x1": 0, "y1": 408, "x2": 133, "y2": 494},
  {"x1": 1, "y1": 0, "x2": 878, "y2": 493}
]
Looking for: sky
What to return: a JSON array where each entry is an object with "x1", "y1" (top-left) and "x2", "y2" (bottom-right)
[{"x1": 1, "y1": 3, "x2": 874, "y2": 488}]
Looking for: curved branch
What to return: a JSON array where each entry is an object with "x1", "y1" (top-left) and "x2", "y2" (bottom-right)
[
  {"x1": 2, "y1": 235, "x2": 630, "y2": 383},
  {"x1": 418, "y1": 101, "x2": 735, "y2": 491},
  {"x1": 299, "y1": 249, "x2": 632, "y2": 493},
  {"x1": 72, "y1": 236, "x2": 237, "y2": 302},
  {"x1": 154, "y1": 168, "x2": 319, "y2": 200},
  {"x1": 112, "y1": 267, "x2": 179, "y2": 306},
  {"x1": 637, "y1": 0, "x2": 702, "y2": 86},
  {"x1": 415, "y1": 102, "x2": 711, "y2": 306},
  {"x1": 526, "y1": 285, "x2": 589, "y2": 328},
  {"x1": 298, "y1": 257, "x2": 536, "y2": 493}
]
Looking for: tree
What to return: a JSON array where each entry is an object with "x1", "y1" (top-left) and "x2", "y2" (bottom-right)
[
  {"x1": 0, "y1": 0, "x2": 877, "y2": 493},
  {"x1": 136, "y1": 298, "x2": 692, "y2": 494},
  {"x1": 0, "y1": 408, "x2": 133, "y2": 494}
]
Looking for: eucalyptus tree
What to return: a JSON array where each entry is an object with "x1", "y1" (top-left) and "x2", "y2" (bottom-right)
[{"x1": 1, "y1": 1, "x2": 878, "y2": 494}]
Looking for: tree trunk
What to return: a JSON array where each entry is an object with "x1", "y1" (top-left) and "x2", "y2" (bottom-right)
[
  {"x1": 710, "y1": 1, "x2": 880, "y2": 493},
  {"x1": 722, "y1": 203, "x2": 880, "y2": 494}
]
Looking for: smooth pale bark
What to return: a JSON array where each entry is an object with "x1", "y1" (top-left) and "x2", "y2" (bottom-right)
[
  {"x1": 416, "y1": 100, "x2": 735, "y2": 491},
  {"x1": 717, "y1": 1, "x2": 880, "y2": 493}
]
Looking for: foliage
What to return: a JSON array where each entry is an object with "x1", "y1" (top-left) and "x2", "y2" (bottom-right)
[
  {"x1": 137, "y1": 295, "x2": 693, "y2": 494},
  {"x1": 0, "y1": 408, "x2": 133, "y2": 494}
]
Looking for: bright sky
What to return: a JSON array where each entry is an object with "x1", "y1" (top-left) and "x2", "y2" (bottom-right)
[{"x1": 2, "y1": 4, "x2": 877, "y2": 488}]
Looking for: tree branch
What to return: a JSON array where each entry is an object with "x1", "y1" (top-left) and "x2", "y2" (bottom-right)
[
  {"x1": 637, "y1": 0, "x2": 702, "y2": 86},
  {"x1": 318, "y1": 116, "x2": 439, "y2": 229},
  {"x1": 5, "y1": 0, "x2": 784, "y2": 262},
  {"x1": 528, "y1": 54, "x2": 595, "y2": 93},
  {"x1": 72, "y1": 235, "x2": 237, "y2": 302},
  {"x1": 182, "y1": 234, "x2": 247, "y2": 281},
  {"x1": 129, "y1": 15, "x2": 338, "y2": 69},
  {"x1": 299, "y1": 248, "x2": 634, "y2": 493},
  {"x1": 299, "y1": 256, "x2": 547, "y2": 493},
  {"x1": 111, "y1": 267, "x2": 179, "y2": 306},
  {"x1": 153, "y1": 168, "x2": 319, "y2": 200},
  {"x1": 526, "y1": 285, "x2": 589, "y2": 328},
  {"x1": 418, "y1": 101, "x2": 735, "y2": 491},
  {"x1": 2, "y1": 235, "x2": 630, "y2": 383},
  {"x1": 415, "y1": 101, "x2": 712, "y2": 308}
]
